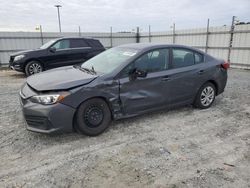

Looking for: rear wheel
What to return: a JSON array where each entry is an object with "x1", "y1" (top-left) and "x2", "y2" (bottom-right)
[
  {"x1": 25, "y1": 61, "x2": 43, "y2": 76},
  {"x1": 76, "y1": 98, "x2": 111, "y2": 136},
  {"x1": 194, "y1": 82, "x2": 216, "y2": 109}
]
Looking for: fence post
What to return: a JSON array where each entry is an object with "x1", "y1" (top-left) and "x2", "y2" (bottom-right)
[
  {"x1": 39, "y1": 25, "x2": 44, "y2": 45},
  {"x1": 136, "y1": 27, "x2": 140, "y2": 43},
  {"x1": 172, "y1": 23, "x2": 176, "y2": 44},
  {"x1": 227, "y1": 16, "x2": 236, "y2": 63},
  {"x1": 78, "y1": 26, "x2": 81, "y2": 36},
  {"x1": 205, "y1": 19, "x2": 210, "y2": 53},
  {"x1": 110, "y1": 26, "x2": 113, "y2": 48},
  {"x1": 149, "y1": 25, "x2": 151, "y2": 43}
]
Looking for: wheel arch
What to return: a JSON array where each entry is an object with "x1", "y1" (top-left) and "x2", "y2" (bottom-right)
[
  {"x1": 206, "y1": 80, "x2": 219, "y2": 95},
  {"x1": 193, "y1": 80, "x2": 218, "y2": 108},
  {"x1": 72, "y1": 96, "x2": 114, "y2": 132},
  {"x1": 24, "y1": 58, "x2": 45, "y2": 70}
]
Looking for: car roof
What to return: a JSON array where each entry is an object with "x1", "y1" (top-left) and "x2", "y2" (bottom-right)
[
  {"x1": 118, "y1": 43, "x2": 205, "y2": 54},
  {"x1": 57, "y1": 37, "x2": 98, "y2": 41}
]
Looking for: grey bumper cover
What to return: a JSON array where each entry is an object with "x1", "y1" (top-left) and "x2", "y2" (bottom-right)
[{"x1": 21, "y1": 98, "x2": 76, "y2": 134}]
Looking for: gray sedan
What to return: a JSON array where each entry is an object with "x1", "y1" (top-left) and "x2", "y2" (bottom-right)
[{"x1": 19, "y1": 43, "x2": 228, "y2": 136}]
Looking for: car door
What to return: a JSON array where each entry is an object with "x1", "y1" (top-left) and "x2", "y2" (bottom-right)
[
  {"x1": 118, "y1": 48, "x2": 172, "y2": 115},
  {"x1": 44, "y1": 39, "x2": 72, "y2": 69},
  {"x1": 166, "y1": 48, "x2": 208, "y2": 105}
]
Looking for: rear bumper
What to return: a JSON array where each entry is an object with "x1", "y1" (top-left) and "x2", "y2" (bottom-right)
[
  {"x1": 216, "y1": 69, "x2": 228, "y2": 95},
  {"x1": 20, "y1": 93, "x2": 76, "y2": 134}
]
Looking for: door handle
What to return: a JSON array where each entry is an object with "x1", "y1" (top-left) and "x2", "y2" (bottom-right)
[
  {"x1": 198, "y1": 70, "x2": 205, "y2": 75},
  {"x1": 161, "y1": 76, "x2": 171, "y2": 81}
]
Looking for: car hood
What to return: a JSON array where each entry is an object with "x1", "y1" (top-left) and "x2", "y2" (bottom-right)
[
  {"x1": 11, "y1": 49, "x2": 43, "y2": 56},
  {"x1": 27, "y1": 66, "x2": 98, "y2": 91}
]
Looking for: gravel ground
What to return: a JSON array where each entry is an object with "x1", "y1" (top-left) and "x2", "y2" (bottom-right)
[{"x1": 0, "y1": 69, "x2": 249, "y2": 188}]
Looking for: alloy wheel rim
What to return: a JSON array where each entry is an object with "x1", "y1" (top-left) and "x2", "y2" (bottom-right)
[
  {"x1": 29, "y1": 63, "x2": 42, "y2": 74},
  {"x1": 200, "y1": 86, "x2": 215, "y2": 106}
]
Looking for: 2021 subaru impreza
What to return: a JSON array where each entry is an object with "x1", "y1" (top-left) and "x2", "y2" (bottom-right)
[{"x1": 19, "y1": 43, "x2": 228, "y2": 136}]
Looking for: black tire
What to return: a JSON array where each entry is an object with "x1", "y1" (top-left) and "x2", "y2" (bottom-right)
[
  {"x1": 25, "y1": 61, "x2": 43, "y2": 76},
  {"x1": 194, "y1": 82, "x2": 216, "y2": 109},
  {"x1": 76, "y1": 98, "x2": 111, "y2": 136}
]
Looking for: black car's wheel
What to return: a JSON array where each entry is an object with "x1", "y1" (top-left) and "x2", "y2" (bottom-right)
[
  {"x1": 76, "y1": 98, "x2": 111, "y2": 136},
  {"x1": 25, "y1": 61, "x2": 43, "y2": 76},
  {"x1": 194, "y1": 82, "x2": 216, "y2": 109}
]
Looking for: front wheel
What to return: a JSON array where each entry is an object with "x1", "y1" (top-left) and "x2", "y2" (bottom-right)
[
  {"x1": 76, "y1": 98, "x2": 111, "y2": 136},
  {"x1": 25, "y1": 61, "x2": 43, "y2": 76},
  {"x1": 194, "y1": 82, "x2": 216, "y2": 109}
]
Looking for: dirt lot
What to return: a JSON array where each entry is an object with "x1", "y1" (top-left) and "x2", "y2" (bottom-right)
[{"x1": 0, "y1": 69, "x2": 249, "y2": 188}]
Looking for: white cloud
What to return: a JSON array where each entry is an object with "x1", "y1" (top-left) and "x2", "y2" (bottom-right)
[{"x1": 0, "y1": 0, "x2": 249, "y2": 32}]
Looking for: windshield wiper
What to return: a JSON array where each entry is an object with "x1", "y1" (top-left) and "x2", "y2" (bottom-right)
[
  {"x1": 73, "y1": 64, "x2": 80, "y2": 69},
  {"x1": 91, "y1": 66, "x2": 96, "y2": 74},
  {"x1": 79, "y1": 67, "x2": 96, "y2": 75}
]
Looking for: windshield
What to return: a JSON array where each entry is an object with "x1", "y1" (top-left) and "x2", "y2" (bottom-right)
[
  {"x1": 40, "y1": 40, "x2": 56, "y2": 49},
  {"x1": 81, "y1": 47, "x2": 138, "y2": 74}
]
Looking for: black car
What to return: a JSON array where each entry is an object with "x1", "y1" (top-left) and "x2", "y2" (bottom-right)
[
  {"x1": 9, "y1": 37, "x2": 105, "y2": 76},
  {"x1": 20, "y1": 43, "x2": 228, "y2": 136}
]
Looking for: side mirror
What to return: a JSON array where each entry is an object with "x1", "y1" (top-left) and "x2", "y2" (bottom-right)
[
  {"x1": 135, "y1": 69, "x2": 147, "y2": 78},
  {"x1": 49, "y1": 47, "x2": 56, "y2": 53},
  {"x1": 129, "y1": 69, "x2": 147, "y2": 80}
]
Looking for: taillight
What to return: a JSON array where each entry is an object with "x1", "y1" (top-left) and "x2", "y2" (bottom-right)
[{"x1": 221, "y1": 61, "x2": 230, "y2": 70}]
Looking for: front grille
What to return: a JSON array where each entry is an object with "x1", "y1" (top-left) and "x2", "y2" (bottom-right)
[{"x1": 25, "y1": 115, "x2": 51, "y2": 130}]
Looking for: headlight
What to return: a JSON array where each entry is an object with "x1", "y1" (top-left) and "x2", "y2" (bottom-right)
[
  {"x1": 30, "y1": 92, "x2": 70, "y2": 105},
  {"x1": 14, "y1": 54, "x2": 25, "y2": 61}
]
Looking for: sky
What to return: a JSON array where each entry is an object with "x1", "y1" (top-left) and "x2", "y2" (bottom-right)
[{"x1": 0, "y1": 0, "x2": 249, "y2": 32}]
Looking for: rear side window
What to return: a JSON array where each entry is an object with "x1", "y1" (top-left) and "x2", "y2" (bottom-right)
[
  {"x1": 87, "y1": 40, "x2": 103, "y2": 48},
  {"x1": 172, "y1": 48, "x2": 195, "y2": 68},
  {"x1": 70, "y1": 39, "x2": 89, "y2": 48}
]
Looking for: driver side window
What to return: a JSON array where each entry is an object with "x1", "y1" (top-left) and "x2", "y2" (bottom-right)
[
  {"x1": 121, "y1": 48, "x2": 169, "y2": 78},
  {"x1": 52, "y1": 40, "x2": 70, "y2": 50}
]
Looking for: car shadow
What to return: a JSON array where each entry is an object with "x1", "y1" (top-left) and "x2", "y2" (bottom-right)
[
  {"x1": 114, "y1": 104, "x2": 194, "y2": 127},
  {"x1": 26, "y1": 98, "x2": 223, "y2": 143},
  {"x1": 8, "y1": 72, "x2": 26, "y2": 79},
  {"x1": 30, "y1": 104, "x2": 195, "y2": 142}
]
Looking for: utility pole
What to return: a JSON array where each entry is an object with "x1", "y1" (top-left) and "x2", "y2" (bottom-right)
[
  {"x1": 35, "y1": 25, "x2": 43, "y2": 45},
  {"x1": 228, "y1": 16, "x2": 236, "y2": 63},
  {"x1": 54, "y1": 5, "x2": 62, "y2": 33},
  {"x1": 39, "y1": 25, "x2": 44, "y2": 45}
]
